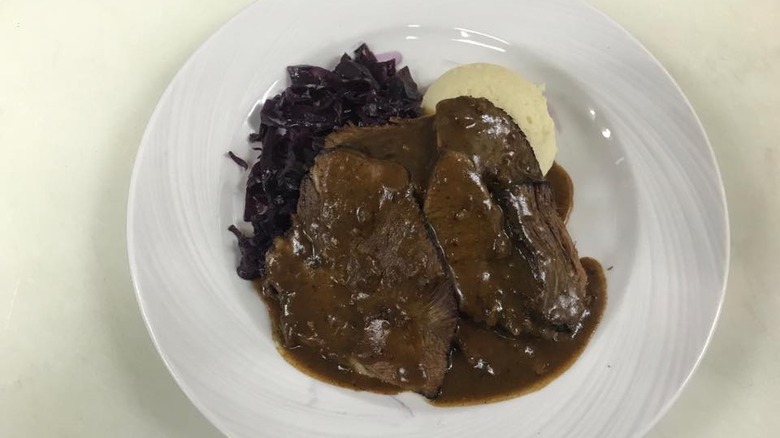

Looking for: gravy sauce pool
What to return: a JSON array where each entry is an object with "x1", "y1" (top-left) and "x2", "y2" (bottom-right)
[
  {"x1": 547, "y1": 162, "x2": 574, "y2": 224},
  {"x1": 434, "y1": 256, "x2": 605, "y2": 405},
  {"x1": 255, "y1": 286, "x2": 401, "y2": 395},
  {"x1": 255, "y1": 163, "x2": 606, "y2": 404}
]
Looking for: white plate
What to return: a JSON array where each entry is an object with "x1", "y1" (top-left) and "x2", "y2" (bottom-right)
[{"x1": 127, "y1": 0, "x2": 729, "y2": 436}]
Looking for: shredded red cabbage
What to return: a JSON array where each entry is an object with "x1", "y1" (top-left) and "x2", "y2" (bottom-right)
[
  {"x1": 227, "y1": 151, "x2": 249, "y2": 170},
  {"x1": 231, "y1": 44, "x2": 423, "y2": 279}
]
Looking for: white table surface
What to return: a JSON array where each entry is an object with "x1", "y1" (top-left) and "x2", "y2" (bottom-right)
[{"x1": 1, "y1": 0, "x2": 778, "y2": 436}]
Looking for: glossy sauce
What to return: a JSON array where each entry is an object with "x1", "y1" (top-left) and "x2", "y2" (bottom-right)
[
  {"x1": 434, "y1": 256, "x2": 605, "y2": 405},
  {"x1": 255, "y1": 163, "x2": 607, "y2": 404},
  {"x1": 547, "y1": 162, "x2": 574, "y2": 224},
  {"x1": 256, "y1": 289, "x2": 402, "y2": 394}
]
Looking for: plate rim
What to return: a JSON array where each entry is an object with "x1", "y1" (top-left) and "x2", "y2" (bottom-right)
[{"x1": 579, "y1": 4, "x2": 730, "y2": 436}]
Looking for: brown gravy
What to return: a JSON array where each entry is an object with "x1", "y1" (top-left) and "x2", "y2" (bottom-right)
[
  {"x1": 547, "y1": 162, "x2": 574, "y2": 224},
  {"x1": 434, "y1": 256, "x2": 605, "y2": 405},
  {"x1": 256, "y1": 287, "x2": 402, "y2": 395},
  {"x1": 255, "y1": 163, "x2": 607, "y2": 405}
]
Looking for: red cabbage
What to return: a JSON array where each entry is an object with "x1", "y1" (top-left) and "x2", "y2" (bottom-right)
[
  {"x1": 231, "y1": 44, "x2": 422, "y2": 280},
  {"x1": 227, "y1": 151, "x2": 249, "y2": 170}
]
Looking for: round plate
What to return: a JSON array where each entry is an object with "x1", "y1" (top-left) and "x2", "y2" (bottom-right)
[{"x1": 127, "y1": 0, "x2": 729, "y2": 436}]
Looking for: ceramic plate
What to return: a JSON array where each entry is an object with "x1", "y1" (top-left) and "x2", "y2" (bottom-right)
[{"x1": 127, "y1": 0, "x2": 729, "y2": 436}]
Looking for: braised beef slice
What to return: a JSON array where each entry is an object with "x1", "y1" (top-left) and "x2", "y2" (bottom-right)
[
  {"x1": 263, "y1": 149, "x2": 457, "y2": 397},
  {"x1": 424, "y1": 151, "x2": 541, "y2": 336},
  {"x1": 489, "y1": 179, "x2": 588, "y2": 334},
  {"x1": 430, "y1": 96, "x2": 588, "y2": 337},
  {"x1": 325, "y1": 116, "x2": 438, "y2": 191},
  {"x1": 434, "y1": 96, "x2": 543, "y2": 184}
]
